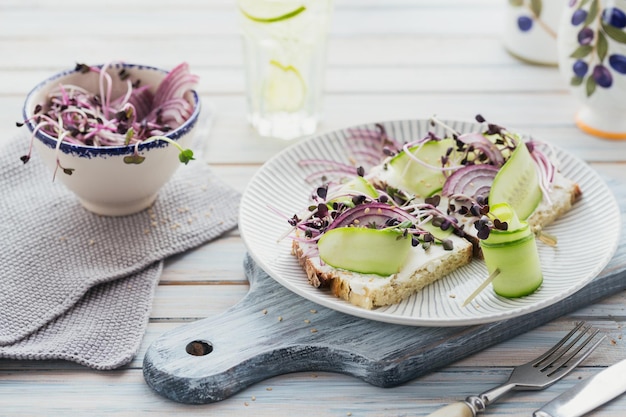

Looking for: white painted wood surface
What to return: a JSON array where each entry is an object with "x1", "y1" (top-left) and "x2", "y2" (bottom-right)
[{"x1": 1, "y1": 0, "x2": 626, "y2": 415}]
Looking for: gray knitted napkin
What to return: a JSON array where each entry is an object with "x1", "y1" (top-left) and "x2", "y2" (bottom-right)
[{"x1": 0, "y1": 129, "x2": 240, "y2": 369}]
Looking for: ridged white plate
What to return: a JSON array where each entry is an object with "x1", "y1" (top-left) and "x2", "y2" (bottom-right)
[{"x1": 239, "y1": 119, "x2": 621, "y2": 326}]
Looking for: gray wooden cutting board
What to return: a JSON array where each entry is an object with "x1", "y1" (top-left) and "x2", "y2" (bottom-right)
[{"x1": 143, "y1": 181, "x2": 626, "y2": 404}]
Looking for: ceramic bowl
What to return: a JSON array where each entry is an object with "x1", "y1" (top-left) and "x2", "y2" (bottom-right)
[{"x1": 22, "y1": 63, "x2": 201, "y2": 216}]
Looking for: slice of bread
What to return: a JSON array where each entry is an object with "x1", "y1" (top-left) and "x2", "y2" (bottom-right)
[
  {"x1": 292, "y1": 234, "x2": 473, "y2": 309},
  {"x1": 291, "y1": 171, "x2": 581, "y2": 310},
  {"x1": 292, "y1": 127, "x2": 581, "y2": 309},
  {"x1": 528, "y1": 171, "x2": 582, "y2": 232}
]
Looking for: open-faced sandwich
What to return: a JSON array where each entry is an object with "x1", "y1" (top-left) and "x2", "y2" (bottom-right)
[{"x1": 285, "y1": 116, "x2": 581, "y2": 309}]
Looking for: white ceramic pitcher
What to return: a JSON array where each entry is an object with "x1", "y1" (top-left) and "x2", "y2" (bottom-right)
[
  {"x1": 504, "y1": 0, "x2": 568, "y2": 65},
  {"x1": 557, "y1": 0, "x2": 626, "y2": 139}
]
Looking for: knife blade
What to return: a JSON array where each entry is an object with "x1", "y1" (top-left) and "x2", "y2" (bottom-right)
[{"x1": 533, "y1": 357, "x2": 626, "y2": 417}]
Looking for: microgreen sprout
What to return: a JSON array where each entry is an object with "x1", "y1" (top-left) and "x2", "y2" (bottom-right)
[
  {"x1": 125, "y1": 129, "x2": 195, "y2": 166},
  {"x1": 17, "y1": 61, "x2": 199, "y2": 177},
  {"x1": 53, "y1": 130, "x2": 75, "y2": 179}
]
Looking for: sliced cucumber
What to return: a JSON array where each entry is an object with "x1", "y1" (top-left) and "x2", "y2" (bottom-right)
[
  {"x1": 317, "y1": 227, "x2": 411, "y2": 276},
  {"x1": 489, "y1": 141, "x2": 542, "y2": 220},
  {"x1": 418, "y1": 220, "x2": 454, "y2": 241},
  {"x1": 479, "y1": 202, "x2": 543, "y2": 298},
  {"x1": 330, "y1": 176, "x2": 379, "y2": 206},
  {"x1": 485, "y1": 202, "x2": 527, "y2": 243},
  {"x1": 263, "y1": 60, "x2": 306, "y2": 112},
  {"x1": 489, "y1": 202, "x2": 522, "y2": 227},
  {"x1": 482, "y1": 235, "x2": 543, "y2": 298},
  {"x1": 387, "y1": 138, "x2": 456, "y2": 198},
  {"x1": 482, "y1": 225, "x2": 530, "y2": 246}
]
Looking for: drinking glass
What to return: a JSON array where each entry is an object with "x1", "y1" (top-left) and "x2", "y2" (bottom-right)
[{"x1": 237, "y1": 0, "x2": 333, "y2": 140}]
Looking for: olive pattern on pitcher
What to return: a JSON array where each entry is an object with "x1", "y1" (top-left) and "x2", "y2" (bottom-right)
[{"x1": 566, "y1": 0, "x2": 626, "y2": 96}]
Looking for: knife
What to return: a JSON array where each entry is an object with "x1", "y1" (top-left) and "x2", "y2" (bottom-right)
[{"x1": 533, "y1": 358, "x2": 626, "y2": 417}]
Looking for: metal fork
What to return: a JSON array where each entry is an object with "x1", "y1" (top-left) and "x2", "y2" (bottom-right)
[{"x1": 425, "y1": 321, "x2": 606, "y2": 417}]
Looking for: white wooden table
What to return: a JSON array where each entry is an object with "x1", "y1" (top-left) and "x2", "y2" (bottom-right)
[{"x1": 2, "y1": 1, "x2": 626, "y2": 415}]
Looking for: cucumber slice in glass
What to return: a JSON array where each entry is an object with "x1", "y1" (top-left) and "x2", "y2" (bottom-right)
[
  {"x1": 387, "y1": 138, "x2": 456, "y2": 198},
  {"x1": 262, "y1": 60, "x2": 306, "y2": 112},
  {"x1": 238, "y1": 1, "x2": 306, "y2": 23},
  {"x1": 489, "y1": 141, "x2": 542, "y2": 220},
  {"x1": 318, "y1": 227, "x2": 412, "y2": 276}
]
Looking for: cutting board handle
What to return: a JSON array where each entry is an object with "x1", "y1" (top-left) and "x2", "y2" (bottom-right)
[{"x1": 143, "y1": 255, "x2": 395, "y2": 404}]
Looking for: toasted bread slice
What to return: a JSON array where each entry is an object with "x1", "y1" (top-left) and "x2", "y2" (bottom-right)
[
  {"x1": 291, "y1": 170, "x2": 580, "y2": 310},
  {"x1": 292, "y1": 234, "x2": 473, "y2": 309},
  {"x1": 528, "y1": 171, "x2": 582, "y2": 231}
]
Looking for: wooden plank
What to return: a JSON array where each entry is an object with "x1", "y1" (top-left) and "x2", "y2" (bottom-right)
[
  {"x1": 160, "y1": 232, "x2": 247, "y2": 284},
  {"x1": 0, "y1": 66, "x2": 564, "y2": 96},
  {"x1": 150, "y1": 283, "x2": 249, "y2": 321},
  {"x1": 0, "y1": 6, "x2": 504, "y2": 39},
  {"x1": 0, "y1": 37, "x2": 517, "y2": 69},
  {"x1": 208, "y1": 165, "x2": 258, "y2": 192},
  {"x1": 1, "y1": 366, "x2": 625, "y2": 417},
  {"x1": 0, "y1": 0, "x2": 502, "y2": 11}
]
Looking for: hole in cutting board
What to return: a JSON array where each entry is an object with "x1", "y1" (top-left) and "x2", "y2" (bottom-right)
[{"x1": 186, "y1": 340, "x2": 213, "y2": 356}]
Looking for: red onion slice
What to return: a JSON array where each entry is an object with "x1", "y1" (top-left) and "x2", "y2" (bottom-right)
[
  {"x1": 457, "y1": 132, "x2": 505, "y2": 166},
  {"x1": 328, "y1": 202, "x2": 417, "y2": 230},
  {"x1": 442, "y1": 164, "x2": 499, "y2": 200}
]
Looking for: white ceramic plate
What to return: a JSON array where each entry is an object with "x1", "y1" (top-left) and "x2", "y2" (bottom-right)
[{"x1": 239, "y1": 119, "x2": 621, "y2": 326}]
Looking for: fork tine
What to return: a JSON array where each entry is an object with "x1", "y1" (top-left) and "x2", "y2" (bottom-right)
[
  {"x1": 536, "y1": 323, "x2": 594, "y2": 371},
  {"x1": 547, "y1": 332, "x2": 606, "y2": 378},
  {"x1": 530, "y1": 321, "x2": 585, "y2": 367},
  {"x1": 548, "y1": 327, "x2": 599, "y2": 368}
]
